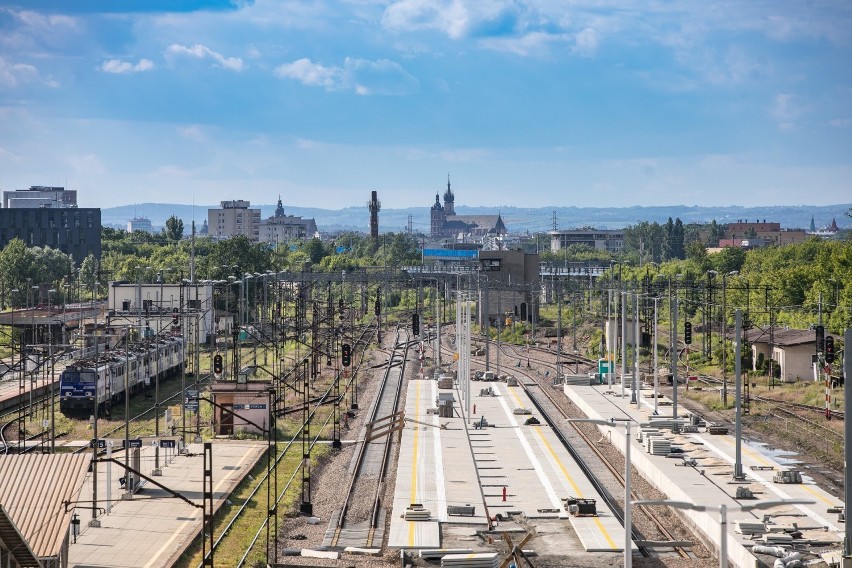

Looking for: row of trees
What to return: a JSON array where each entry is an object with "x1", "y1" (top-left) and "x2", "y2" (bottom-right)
[
  {"x1": 612, "y1": 238, "x2": 852, "y2": 335},
  {"x1": 0, "y1": 229, "x2": 423, "y2": 307},
  {"x1": 2, "y1": 217, "x2": 849, "y2": 336},
  {"x1": 539, "y1": 217, "x2": 727, "y2": 267}
]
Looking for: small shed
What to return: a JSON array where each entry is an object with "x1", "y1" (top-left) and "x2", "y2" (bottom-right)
[
  {"x1": 210, "y1": 378, "x2": 273, "y2": 436},
  {"x1": 744, "y1": 327, "x2": 828, "y2": 382}
]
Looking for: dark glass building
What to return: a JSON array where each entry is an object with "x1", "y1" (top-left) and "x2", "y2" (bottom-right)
[{"x1": 0, "y1": 207, "x2": 101, "y2": 265}]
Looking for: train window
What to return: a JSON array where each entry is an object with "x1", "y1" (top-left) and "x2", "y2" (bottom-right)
[{"x1": 80, "y1": 371, "x2": 95, "y2": 383}]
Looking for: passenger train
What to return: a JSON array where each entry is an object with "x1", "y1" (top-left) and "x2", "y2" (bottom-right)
[{"x1": 59, "y1": 335, "x2": 185, "y2": 418}]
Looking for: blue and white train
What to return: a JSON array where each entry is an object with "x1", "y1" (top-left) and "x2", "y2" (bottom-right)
[{"x1": 59, "y1": 336, "x2": 185, "y2": 418}]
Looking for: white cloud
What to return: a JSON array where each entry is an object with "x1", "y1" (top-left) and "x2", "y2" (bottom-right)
[
  {"x1": 275, "y1": 57, "x2": 419, "y2": 96},
  {"x1": 13, "y1": 9, "x2": 79, "y2": 32},
  {"x1": 66, "y1": 153, "x2": 106, "y2": 175},
  {"x1": 295, "y1": 138, "x2": 323, "y2": 149},
  {"x1": 177, "y1": 125, "x2": 207, "y2": 142},
  {"x1": 0, "y1": 56, "x2": 58, "y2": 88},
  {"x1": 573, "y1": 27, "x2": 600, "y2": 56},
  {"x1": 479, "y1": 31, "x2": 570, "y2": 57},
  {"x1": 829, "y1": 118, "x2": 852, "y2": 128},
  {"x1": 382, "y1": 0, "x2": 471, "y2": 39},
  {"x1": 166, "y1": 44, "x2": 244, "y2": 72},
  {"x1": 0, "y1": 57, "x2": 39, "y2": 87},
  {"x1": 772, "y1": 93, "x2": 805, "y2": 130},
  {"x1": 275, "y1": 58, "x2": 341, "y2": 89},
  {"x1": 99, "y1": 58, "x2": 155, "y2": 74}
]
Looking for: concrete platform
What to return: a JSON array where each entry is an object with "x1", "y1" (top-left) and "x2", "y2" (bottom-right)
[
  {"x1": 565, "y1": 382, "x2": 845, "y2": 568},
  {"x1": 68, "y1": 440, "x2": 266, "y2": 568},
  {"x1": 389, "y1": 377, "x2": 627, "y2": 553}
]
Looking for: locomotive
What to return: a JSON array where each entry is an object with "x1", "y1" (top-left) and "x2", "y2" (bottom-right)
[{"x1": 59, "y1": 335, "x2": 185, "y2": 418}]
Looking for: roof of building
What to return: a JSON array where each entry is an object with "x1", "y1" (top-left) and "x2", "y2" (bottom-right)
[
  {"x1": 445, "y1": 214, "x2": 505, "y2": 233},
  {"x1": 0, "y1": 454, "x2": 90, "y2": 559},
  {"x1": 743, "y1": 327, "x2": 829, "y2": 347},
  {"x1": 0, "y1": 505, "x2": 39, "y2": 567}
]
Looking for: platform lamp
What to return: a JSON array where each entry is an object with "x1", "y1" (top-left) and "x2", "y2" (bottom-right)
[
  {"x1": 10, "y1": 289, "x2": 18, "y2": 385},
  {"x1": 634, "y1": 499, "x2": 813, "y2": 568},
  {"x1": 48, "y1": 288, "x2": 56, "y2": 452}
]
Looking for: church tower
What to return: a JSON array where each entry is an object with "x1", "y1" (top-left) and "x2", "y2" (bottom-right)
[
  {"x1": 430, "y1": 192, "x2": 445, "y2": 238},
  {"x1": 443, "y1": 174, "x2": 455, "y2": 216}
]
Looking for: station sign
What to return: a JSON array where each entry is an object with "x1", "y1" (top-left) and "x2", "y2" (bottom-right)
[
  {"x1": 184, "y1": 389, "x2": 200, "y2": 411},
  {"x1": 159, "y1": 439, "x2": 177, "y2": 449},
  {"x1": 232, "y1": 403, "x2": 267, "y2": 410},
  {"x1": 128, "y1": 439, "x2": 143, "y2": 449}
]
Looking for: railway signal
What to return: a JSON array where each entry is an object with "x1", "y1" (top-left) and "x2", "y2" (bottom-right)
[
  {"x1": 341, "y1": 343, "x2": 352, "y2": 367},
  {"x1": 824, "y1": 336, "x2": 835, "y2": 364},
  {"x1": 412, "y1": 313, "x2": 420, "y2": 336},
  {"x1": 172, "y1": 307, "x2": 179, "y2": 325},
  {"x1": 213, "y1": 354, "x2": 223, "y2": 375},
  {"x1": 684, "y1": 321, "x2": 692, "y2": 345},
  {"x1": 815, "y1": 325, "x2": 825, "y2": 352}
]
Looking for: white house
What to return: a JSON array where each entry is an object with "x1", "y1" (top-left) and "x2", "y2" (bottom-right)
[{"x1": 107, "y1": 282, "x2": 215, "y2": 346}]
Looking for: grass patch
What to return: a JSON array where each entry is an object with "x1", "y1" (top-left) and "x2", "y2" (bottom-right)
[{"x1": 172, "y1": 438, "x2": 332, "y2": 568}]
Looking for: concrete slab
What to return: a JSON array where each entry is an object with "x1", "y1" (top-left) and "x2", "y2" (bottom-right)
[{"x1": 68, "y1": 440, "x2": 266, "y2": 568}]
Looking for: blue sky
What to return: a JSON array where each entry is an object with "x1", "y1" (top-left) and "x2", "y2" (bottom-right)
[{"x1": 0, "y1": 0, "x2": 850, "y2": 212}]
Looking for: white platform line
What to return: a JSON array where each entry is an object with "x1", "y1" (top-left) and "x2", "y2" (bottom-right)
[
  {"x1": 493, "y1": 384, "x2": 564, "y2": 512},
  {"x1": 430, "y1": 379, "x2": 448, "y2": 522}
]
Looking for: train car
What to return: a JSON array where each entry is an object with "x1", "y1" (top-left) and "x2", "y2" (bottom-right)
[{"x1": 59, "y1": 336, "x2": 185, "y2": 418}]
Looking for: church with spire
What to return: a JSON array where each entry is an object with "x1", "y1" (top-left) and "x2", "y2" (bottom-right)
[
  {"x1": 430, "y1": 176, "x2": 507, "y2": 240},
  {"x1": 259, "y1": 195, "x2": 318, "y2": 243}
]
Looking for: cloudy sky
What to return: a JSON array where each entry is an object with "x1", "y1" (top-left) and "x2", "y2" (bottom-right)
[{"x1": 1, "y1": 1, "x2": 850, "y2": 210}]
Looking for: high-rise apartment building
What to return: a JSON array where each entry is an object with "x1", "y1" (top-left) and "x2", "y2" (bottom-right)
[{"x1": 207, "y1": 200, "x2": 261, "y2": 241}]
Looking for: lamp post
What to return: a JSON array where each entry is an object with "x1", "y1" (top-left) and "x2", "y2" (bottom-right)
[
  {"x1": 48, "y1": 288, "x2": 56, "y2": 452},
  {"x1": 621, "y1": 289, "x2": 627, "y2": 398},
  {"x1": 633, "y1": 499, "x2": 813, "y2": 568},
  {"x1": 569, "y1": 418, "x2": 634, "y2": 568},
  {"x1": 721, "y1": 271, "x2": 738, "y2": 395},
  {"x1": 706, "y1": 270, "x2": 717, "y2": 362},
  {"x1": 652, "y1": 294, "x2": 659, "y2": 415},
  {"x1": 10, "y1": 289, "x2": 18, "y2": 389}
]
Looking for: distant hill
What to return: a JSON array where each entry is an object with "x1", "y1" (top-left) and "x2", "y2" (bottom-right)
[{"x1": 102, "y1": 203, "x2": 851, "y2": 235}]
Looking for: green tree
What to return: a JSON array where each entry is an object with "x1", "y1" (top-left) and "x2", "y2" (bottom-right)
[
  {"x1": 671, "y1": 218, "x2": 686, "y2": 260},
  {"x1": 0, "y1": 239, "x2": 33, "y2": 307},
  {"x1": 303, "y1": 238, "x2": 327, "y2": 265},
  {"x1": 710, "y1": 246, "x2": 746, "y2": 274},
  {"x1": 164, "y1": 215, "x2": 184, "y2": 242}
]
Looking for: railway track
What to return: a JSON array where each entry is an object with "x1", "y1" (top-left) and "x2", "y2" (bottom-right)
[
  {"x1": 324, "y1": 326, "x2": 410, "y2": 549},
  {"x1": 211, "y1": 320, "x2": 381, "y2": 568},
  {"x1": 515, "y1": 369, "x2": 691, "y2": 561}
]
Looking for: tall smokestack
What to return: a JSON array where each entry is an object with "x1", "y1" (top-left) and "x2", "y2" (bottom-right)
[{"x1": 368, "y1": 190, "x2": 381, "y2": 244}]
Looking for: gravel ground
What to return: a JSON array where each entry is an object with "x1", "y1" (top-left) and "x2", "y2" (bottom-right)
[{"x1": 275, "y1": 336, "x2": 407, "y2": 568}]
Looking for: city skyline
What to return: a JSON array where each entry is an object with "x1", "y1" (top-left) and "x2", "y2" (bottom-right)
[{"x1": 1, "y1": 1, "x2": 850, "y2": 210}]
